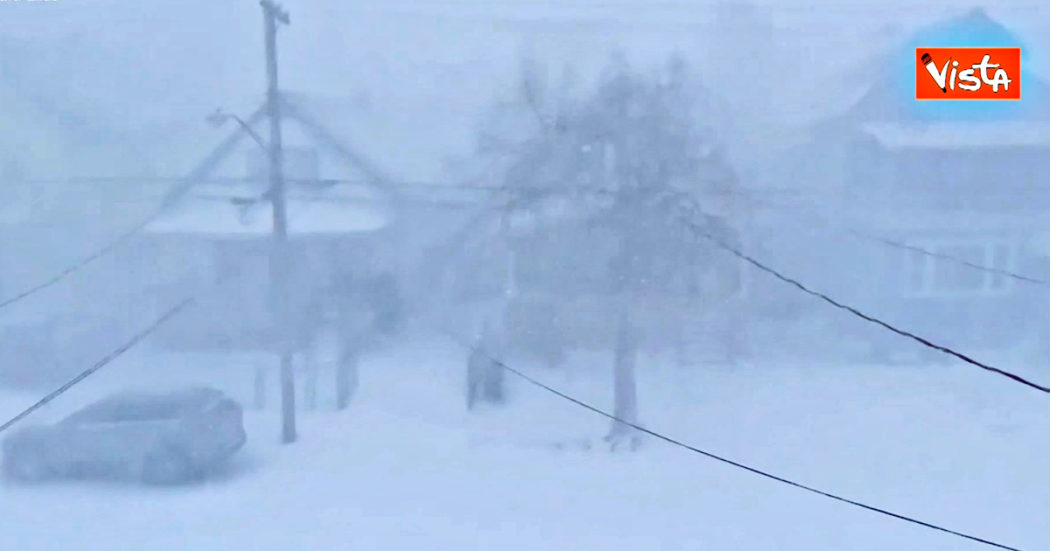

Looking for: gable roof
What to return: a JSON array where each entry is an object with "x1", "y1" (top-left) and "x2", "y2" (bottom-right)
[
  {"x1": 842, "y1": 7, "x2": 1049, "y2": 124},
  {"x1": 145, "y1": 92, "x2": 399, "y2": 237},
  {"x1": 915, "y1": 7, "x2": 1028, "y2": 50}
]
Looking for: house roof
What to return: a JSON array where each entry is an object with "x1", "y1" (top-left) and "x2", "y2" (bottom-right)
[
  {"x1": 860, "y1": 121, "x2": 1050, "y2": 149},
  {"x1": 834, "y1": 7, "x2": 1050, "y2": 124},
  {"x1": 914, "y1": 7, "x2": 1029, "y2": 50}
]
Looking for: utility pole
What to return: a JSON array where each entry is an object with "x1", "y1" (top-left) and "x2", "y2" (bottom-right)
[{"x1": 261, "y1": 0, "x2": 295, "y2": 444}]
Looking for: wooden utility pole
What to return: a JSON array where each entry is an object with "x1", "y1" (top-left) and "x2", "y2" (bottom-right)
[{"x1": 261, "y1": 0, "x2": 296, "y2": 444}]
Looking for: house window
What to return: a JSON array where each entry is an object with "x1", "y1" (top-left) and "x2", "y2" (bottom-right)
[
  {"x1": 904, "y1": 239, "x2": 1015, "y2": 297},
  {"x1": 933, "y1": 244, "x2": 985, "y2": 292}
]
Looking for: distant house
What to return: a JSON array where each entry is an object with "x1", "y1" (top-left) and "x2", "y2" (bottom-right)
[
  {"x1": 141, "y1": 97, "x2": 398, "y2": 354},
  {"x1": 767, "y1": 8, "x2": 1050, "y2": 356}
]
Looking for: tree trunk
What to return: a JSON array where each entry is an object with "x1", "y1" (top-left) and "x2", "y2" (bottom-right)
[
  {"x1": 606, "y1": 308, "x2": 641, "y2": 450},
  {"x1": 279, "y1": 352, "x2": 297, "y2": 443},
  {"x1": 335, "y1": 348, "x2": 358, "y2": 410}
]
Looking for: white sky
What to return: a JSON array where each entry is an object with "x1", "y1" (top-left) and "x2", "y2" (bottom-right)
[{"x1": 0, "y1": 0, "x2": 1046, "y2": 179}]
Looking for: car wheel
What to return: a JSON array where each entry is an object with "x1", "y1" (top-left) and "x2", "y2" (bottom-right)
[
  {"x1": 3, "y1": 448, "x2": 51, "y2": 483},
  {"x1": 141, "y1": 449, "x2": 195, "y2": 485}
]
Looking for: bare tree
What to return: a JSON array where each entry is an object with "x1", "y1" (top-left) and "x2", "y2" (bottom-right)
[{"x1": 470, "y1": 55, "x2": 742, "y2": 448}]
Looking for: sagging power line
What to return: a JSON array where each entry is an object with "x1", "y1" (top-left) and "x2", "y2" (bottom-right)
[
  {"x1": 450, "y1": 335, "x2": 1023, "y2": 551},
  {"x1": 0, "y1": 177, "x2": 530, "y2": 312},
  {"x1": 481, "y1": 184, "x2": 1050, "y2": 395},
  {"x1": 848, "y1": 230, "x2": 1050, "y2": 287},
  {"x1": 0, "y1": 297, "x2": 194, "y2": 435},
  {"x1": 0, "y1": 216, "x2": 156, "y2": 310},
  {"x1": 746, "y1": 193, "x2": 1050, "y2": 288},
  {"x1": 484, "y1": 180, "x2": 1050, "y2": 289},
  {"x1": 0, "y1": 179, "x2": 249, "y2": 313},
  {"x1": 8, "y1": 169, "x2": 1049, "y2": 403},
  {"x1": 665, "y1": 197, "x2": 1050, "y2": 395}
]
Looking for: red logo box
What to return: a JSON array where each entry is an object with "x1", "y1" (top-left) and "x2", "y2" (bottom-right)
[{"x1": 915, "y1": 47, "x2": 1021, "y2": 100}]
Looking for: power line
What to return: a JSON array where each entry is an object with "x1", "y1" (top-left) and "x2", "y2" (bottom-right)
[
  {"x1": 451, "y1": 335, "x2": 1023, "y2": 551},
  {"x1": 492, "y1": 181, "x2": 1050, "y2": 288},
  {"x1": 0, "y1": 177, "x2": 548, "y2": 311},
  {"x1": 847, "y1": 230, "x2": 1050, "y2": 287},
  {"x1": 746, "y1": 194, "x2": 1050, "y2": 288},
  {"x1": 0, "y1": 174, "x2": 212, "y2": 311},
  {"x1": 481, "y1": 185, "x2": 1050, "y2": 393},
  {"x1": 11, "y1": 173, "x2": 1048, "y2": 402},
  {"x1": 0, "y1": 216, "x2": 156, "y2": 310},
  {"x1": 0, "y1": 297, "x2": 194, "y2": 435},
  {"x1": 670, "y1": 209, "x2": 1050, "y2": 395},
  {"x1": 0, "y1": 174, "x2": 494, "y2": 311}
]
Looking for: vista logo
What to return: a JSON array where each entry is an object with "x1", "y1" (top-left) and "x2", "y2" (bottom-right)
[{"x1": 915, "y1": 47, "x2": 1021, "y2": 100}]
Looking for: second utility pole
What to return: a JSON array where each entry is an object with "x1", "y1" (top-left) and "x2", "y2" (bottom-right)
[{"x1": 261, "y1": 0, "x2": 296, "y2": 444}]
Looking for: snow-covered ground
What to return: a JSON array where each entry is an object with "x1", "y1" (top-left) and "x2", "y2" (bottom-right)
[{"x1": 1, "y1": 337, "x2": 1046, "y2": 551}]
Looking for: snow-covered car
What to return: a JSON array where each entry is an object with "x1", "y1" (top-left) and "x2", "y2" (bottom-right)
[{"x1": 2, "y1": 387, "x2": 246, "y2": 485}]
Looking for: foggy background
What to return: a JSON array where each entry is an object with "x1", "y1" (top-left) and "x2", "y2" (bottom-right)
[{"x1": 0, "y1": 1, "x2": 1048, "y2": 550}]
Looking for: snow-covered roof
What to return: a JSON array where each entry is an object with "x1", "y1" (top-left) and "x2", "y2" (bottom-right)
[
  {"x1": 145, "y1": 182, "x2": 392, "y2": 237},
  {"x1": 860, "y1": 121, "x2": 1050, "y2": 149},
  {"x1": 821, "y1": 7, "x2": 1050, "y2": 128}
]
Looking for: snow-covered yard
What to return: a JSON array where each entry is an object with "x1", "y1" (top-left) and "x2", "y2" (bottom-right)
[{"x1": 1, "y1": 338, "x2": 1046, "y2": 551}]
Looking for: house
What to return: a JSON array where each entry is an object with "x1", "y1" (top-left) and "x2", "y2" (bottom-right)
[
  {"x1": 764, "y1": 8, "x2": 1050, "y2": 357},
  {"x1": 140, "y1": 95, "x2": 399, "y2": 354}
]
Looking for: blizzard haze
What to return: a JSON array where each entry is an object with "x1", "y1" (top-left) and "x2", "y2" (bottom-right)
[{"x1": 0, "y1": 1, "x2": 1048, "y2": 550}]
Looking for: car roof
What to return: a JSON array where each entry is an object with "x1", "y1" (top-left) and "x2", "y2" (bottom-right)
[{"x1": 61, "y1": 387, "x2": 227, "y2": 424}]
